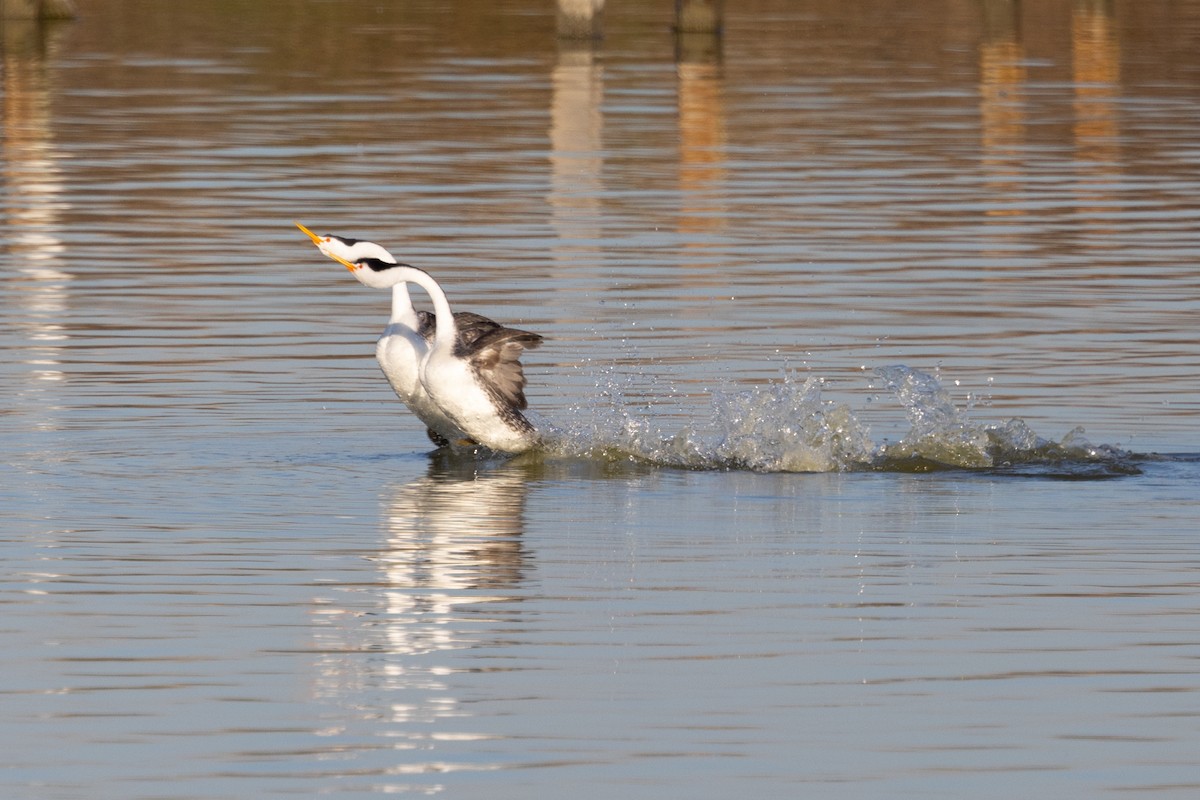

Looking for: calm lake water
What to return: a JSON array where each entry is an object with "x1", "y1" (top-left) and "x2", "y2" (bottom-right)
[{"x1": 3, "y1": 0, "x2": 1200, "y2": 797}]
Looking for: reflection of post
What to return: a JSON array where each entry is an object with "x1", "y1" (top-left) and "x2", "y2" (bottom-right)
[
  {"x1": 549, "y1": 40, "x2": 603, "y2": 249},
  {"x1": 676, "y1": 34, "x2": 726, "y2": 239},
  {"x1": 556, "y1": 0, "x2": 604, "y2": 40},
  {"x1": 1071, "y1": 0, "x2": 1120, "y2": 177},
  {"x1": 978, "y1": 0, "x2": 1026, "y2": 219},
  {"x1": 3, "y1": 17, "x2": 70, "y2": 399},
  {"x1": 0, "y1": 0, "x2": 76, "y2": 19},
  {"x1": 1070, "y1": 0, "x2": 1120, "y2": 243},
  {"x1": 675, "y1": 0, "x2": 723, "y2": 34}
]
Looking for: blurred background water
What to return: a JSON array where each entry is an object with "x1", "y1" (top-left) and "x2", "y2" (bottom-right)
[{"x1": 2, "y1": 0, "x2": 1199, "y2": 797}]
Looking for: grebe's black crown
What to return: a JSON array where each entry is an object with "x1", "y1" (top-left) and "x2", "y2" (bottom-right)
[{"x1": 359, "y1": 257, "x2": 422, "y2": 274}]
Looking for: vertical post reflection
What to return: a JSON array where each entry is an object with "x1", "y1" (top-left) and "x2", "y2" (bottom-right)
[
  {"x1": 1071, "y1": 0, "x2": 1121, "y2": 235},
  {"x1": 675, "y1": 0, "x2": 724, "y2": 35},
  {"x1": 676, "y1": 32, "x2": 727, "y2": 242},
  {"x1": 549, "y1": 39, "x2": 604, "y2": 260},
  {"x1": 978, "y1": 0, "x2": 1027, "y2": 220},
  {"x1": 556, "y1": 0, "x2": 604, "y2": 40},
  {"x1": 2, "y1": 18, "x2": 71, "y2": 416}
]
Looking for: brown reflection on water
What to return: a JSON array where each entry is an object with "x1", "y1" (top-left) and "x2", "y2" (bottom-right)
[
  {"x1": 978, "y1": 0, "x2": 1026, "y2": 221},
  {"x1": 3, "y1": 19, "x2": 70, "y2": 419},
  {"x1": 549, "y1": 41, "x2": 604, "y2": 248},
  {"x1": 1071, "y1": 0, "x2": 1121, "y2": 237},
  {"x1": 676, "y1": 33, "x2": 727, "y2": 240}
]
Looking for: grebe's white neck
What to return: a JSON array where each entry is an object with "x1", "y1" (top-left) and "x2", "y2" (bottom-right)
[
  {"x1": 389, "y1": 283, "x2": 420, "y2": 330},
  {"x1": 349, "y1": 259, "x2": 457, "y2": 344}
]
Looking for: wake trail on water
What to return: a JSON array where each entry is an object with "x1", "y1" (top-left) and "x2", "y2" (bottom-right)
[{"x1": 536, "y1": 365, "x2": 1143, "y2": 478}]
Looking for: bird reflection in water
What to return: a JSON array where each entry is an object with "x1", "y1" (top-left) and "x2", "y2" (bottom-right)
[
  {"x1": 309, "y1": 454, "x2": 531, "y2": 756},
  {"x1": 374, "y1": 454, "x2": 530, "y2": 660}
]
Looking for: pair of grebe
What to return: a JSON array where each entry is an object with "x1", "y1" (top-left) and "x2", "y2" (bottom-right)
[{"x1": 296, "y1": 222, "x2": 542, "y2": 454}]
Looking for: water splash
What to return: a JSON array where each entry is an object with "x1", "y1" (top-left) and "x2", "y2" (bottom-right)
[
  {"x1": 538, "y1": 364, "x2": 1141, "y2": 478},
  {"x1": 871, "y1": 364, "x2": 993, "y2": 468},
  {"x1": 542, "y1": 369, "x2": 872, "y2": 473},
  {"x1": 870, "y1": 366, "x2": 1139, "y2": 477}
]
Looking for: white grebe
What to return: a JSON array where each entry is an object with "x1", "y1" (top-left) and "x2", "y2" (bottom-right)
[
  {"x1": 297, "y1": 222, "x2": 468, "y2": 446},
  {"x1": 298, "y1": 224, "x2": 543, "y2": 453}
]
